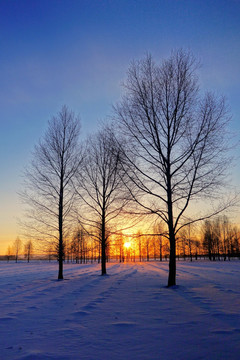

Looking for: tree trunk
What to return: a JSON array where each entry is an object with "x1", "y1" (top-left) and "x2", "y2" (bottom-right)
[
  {"x1": 101, "y1": 208, "x2": 107, "y2": 275},
  {"x1": 58, "y1": 177, "x2": 64, "y2": 280},
  {"x1": 167, "y1": 166, "x2": 176, "y2": 287},
  {"x1": 101, "y1": 242, "x2": 106, "y2": 275},
  {"x1": 58, "y1": 229, "x2": 64, "y2": 280},
  {"x1": 168, "y1": 226, "x2": 176, "y2": 287}
]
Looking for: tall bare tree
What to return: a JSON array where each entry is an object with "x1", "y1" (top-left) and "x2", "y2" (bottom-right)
[
  {"x1": 21, "y1": 106, "x2": 82, "y2": 279},
  {"x1": 115, "y1": 50, "x2": 231, "y2": 286},
  {"x1": 75, "y1": 126, "x2": 129, "y2": 275}
]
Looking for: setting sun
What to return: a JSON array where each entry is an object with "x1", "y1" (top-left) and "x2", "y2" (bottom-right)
[{"x1": 124, "y1": 241, "x2": 131, "y2": 249}]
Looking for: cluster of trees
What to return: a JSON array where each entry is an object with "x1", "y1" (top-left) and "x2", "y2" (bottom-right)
[
  {"x1": 58, "y1": 218, "x2": 240, "y2": 262},
  {"x1": 6, "y1": 237, "x2": 33, "y2": 263},
  {"x1": 202, "y1": 216, "x2": 240, "y2": 261},
  {"x1": 19, "y1": 50, "x2": 234, "y2": 286},
  {"x1": 7, "y1": 216, "x2": 240, "y2": 264}
]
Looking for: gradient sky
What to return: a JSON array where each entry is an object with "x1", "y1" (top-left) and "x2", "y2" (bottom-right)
[{"x1": 0, "y1": 0, "x2": 240, "y2": 253}]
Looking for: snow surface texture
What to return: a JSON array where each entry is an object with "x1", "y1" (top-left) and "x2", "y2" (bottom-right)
[{"x1": 0, "y1": 261, "x2": 239, "y2": 360}]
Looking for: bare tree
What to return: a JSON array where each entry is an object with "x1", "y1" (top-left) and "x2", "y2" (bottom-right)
[
  {"x1": 75, "y1": 125, "x2": 129, "y2": 275},
  {"x1": 154, "y1": 222, "x2": 166, "y2": 261},
  {"x1": 24, "y1": 240, "x2": 33, "y2": 262},
  {"x1": 6, "y1": 245, "x2": 13, "y2": 262},
  {"x1": 179, "y1": 221, "x2": 196, "y2": 261},
  {"x1": 231, "y1": 226, "x2": 240, "y2": 259},
  {"x1": 115, "y1": 50, "x2": 231, "y2": 286},
  {"x1": 202, "y1": 219, "x2": 217, "y2": 260},
  {"x1": 13, "y1": 237, "x2": 22, "y2": 263},
  {"x1": 21, "y1": 106, "x2": 82, "y2": 279}
]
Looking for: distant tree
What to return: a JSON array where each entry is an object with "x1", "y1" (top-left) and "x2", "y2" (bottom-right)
[
  {"x1": 47, "y1": 243, "x2": 55, "y2": 262},
  {"x1": 6, "y1": 245, "x2": 13, "y2": 262},
  {"x1": 71, "y1": 227, "x2": 89, "y2": 264},
  {"x1": 158, "y1": 235, "x2": 163, "y2": 261},
  {"x1": 115, "y1": 50, "x2": 231, "y2": 286},
  {"x1": 24, "y1": 240, "x2": 33, "y2": 262},
  {"x1": 193, "y1": 239, "x2": 201, "y2": 260},
  {"x1": 138, "y1": 232, "x2": 142, "y2": 262},
  {"x1": 152, "y1": 236, "x2": 157, "y2": 260},
  {"x1": 143, "y1": 235, "x2": 150, "y2": 261},
  {"x1": 221, "y1": 216, "x2": 230, "y2": 260},
  {"x1": 220, "y1": 216, "x2": 240, "y2": 260},
  {"x1": 154, "y1": 223, "x2": 166, "y2": 261},
  {"x1": 114, "y1": 233, "x2": 125, "y2": 262},
  {"x1": 21, "y1": 106, "x2": 82, "y2": 279},
  {"x1": 213, "y1": 218, "x2": 221, "y2": 260},
  {"x1": 202, "y1": 219, "x2": 222, "y2": 260},
  {"x1": 201, "y1": 216, "x2": 240, "y2": 260},
  {"x1": 231, "y1": 226, "x2": 240, "y2": 258},
  {"x1": 75, "y1": 125, "x2": 129, "y2": 275},
  {"x1": 179, "y1": 222, "x2": 196, "y2": 261},
  {"x1": 13, "y1": 237, "x2": 22, "y2": 263},
  {"x1": 71, "y1": 229, "x2": 81, "y2": 263}
]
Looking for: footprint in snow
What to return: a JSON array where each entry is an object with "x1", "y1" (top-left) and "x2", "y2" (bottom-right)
[
  {"x1": 73, "y1": 310, "x2": 90, "y2": 316},
  {"x1": 0, "y1": 316, "x2": 17, "y2": 322}
]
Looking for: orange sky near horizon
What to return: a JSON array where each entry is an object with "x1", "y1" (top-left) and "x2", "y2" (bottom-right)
[{"x1": 1, "y1": 185, "x2": 240, "y2": 256}]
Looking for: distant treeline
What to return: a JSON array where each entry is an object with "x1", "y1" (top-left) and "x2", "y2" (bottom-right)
[{"x1": 3, "y1": 216, "x2": 240, "y2": 263}]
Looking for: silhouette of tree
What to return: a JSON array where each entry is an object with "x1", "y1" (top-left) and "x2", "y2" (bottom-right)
[
  {"x1": 21, "y1": 106, "x2": 82, "y2": 279},
  {"x1": 75, "y1": 125, "x2": 129, "y2": 275},
  {"x1": 115, "y1": 50, "x2": 231, "y2": 286}
]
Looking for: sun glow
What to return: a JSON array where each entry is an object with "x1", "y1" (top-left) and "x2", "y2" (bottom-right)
[{"x1": 124, "y1": 241, "x2": 131, "y2": 249}]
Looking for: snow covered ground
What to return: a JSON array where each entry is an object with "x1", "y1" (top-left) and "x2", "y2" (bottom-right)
[{"x1": 0, "y1": 261, "x2": 239, "y2": 360}]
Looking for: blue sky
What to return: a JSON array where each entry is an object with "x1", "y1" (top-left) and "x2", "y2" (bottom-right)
[{"x1": 0, "y1": 0, "x2": 240, "y2": 252}]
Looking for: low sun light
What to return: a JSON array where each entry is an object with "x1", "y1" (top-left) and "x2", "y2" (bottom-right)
[{"x1": 124, "y1": 241, "x2": 131, "y2": 249}]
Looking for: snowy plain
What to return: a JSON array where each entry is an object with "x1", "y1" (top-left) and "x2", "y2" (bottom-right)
[{"x1": 0, "y1": 260, "x2": 239, "y2": 360}]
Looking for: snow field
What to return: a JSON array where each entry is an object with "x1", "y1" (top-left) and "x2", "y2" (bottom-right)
[{"x1": 0, "y1": 261, "x2": 239, "y2": 360}]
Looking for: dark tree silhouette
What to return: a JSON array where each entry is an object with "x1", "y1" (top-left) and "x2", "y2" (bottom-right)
[
  {"x1": 115, "y1": 50, "x2": 230, "y2": 286},
  {"x1": 21, "y1": 106, "x2": 82, "y2": 279},
  {"x1": 13, "y1": 237, "x2": 22, "y2": 263},
  {"x1": 24, "y1": 240, "x2": 33, "y2": 262},
  {"x1": 75, "y1": 126, "x2": 128, "y2": 275}
]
